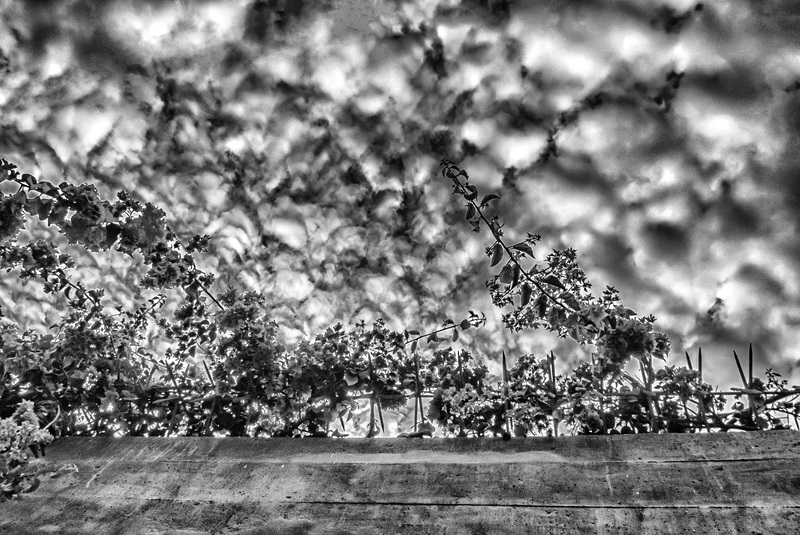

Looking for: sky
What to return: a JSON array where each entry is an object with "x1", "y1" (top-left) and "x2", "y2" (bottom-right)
[{"x1": 1, "y1": 0, "x2": 800, "y2": 389}]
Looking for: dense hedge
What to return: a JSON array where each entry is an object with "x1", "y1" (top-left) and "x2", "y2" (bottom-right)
[{"x1": 2, "y1": 157, "x2": 798, "y2": 500}]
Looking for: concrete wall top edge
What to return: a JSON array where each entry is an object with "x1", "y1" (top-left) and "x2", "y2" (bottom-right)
[{"x1": 43, "y1": 429, "x2": 800, "y2": 464}]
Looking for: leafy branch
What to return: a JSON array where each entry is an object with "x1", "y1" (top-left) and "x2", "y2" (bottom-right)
[
  {"x1": 402, "y1": 310, "x2": 487, "y2": 352},
  {"x1": 440, "y1": 158, "x2": 575, "y2": 314},
  {"x1": 439, "y1": 159, "x2": 670, "y2": 374}
]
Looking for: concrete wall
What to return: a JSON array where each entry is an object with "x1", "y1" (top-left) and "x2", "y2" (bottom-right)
[{"x1": 2, "y1": 431, "x2": 798, "y2": 534}]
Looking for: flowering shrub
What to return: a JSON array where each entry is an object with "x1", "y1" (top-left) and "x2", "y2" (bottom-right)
[{"x1": 1, "y1": 156, "x2": 799, "y2": 500}]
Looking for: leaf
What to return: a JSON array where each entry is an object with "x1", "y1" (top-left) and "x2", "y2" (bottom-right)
[
  {"x1": 410, "y1": 340, "x2": 418, "y2": 353},
  {"x1": 511, "y1": 242, "x2": 534, "y2": 257},
  {"x1": 47, "y1": 203, "x2": 68, "y2": 226},
  {"x1": 512, "y1": 263, "x2": 521, "y2": 287},
  {"x1": 480, "y1": 193, "x2": 500, "y2": 207},
  {"x1": 427, "y1": 332, "x2": 438, "y2": 344},
  {"x1": 520, "y1": 283, "x2": 532, "y2": 306},
  {"x1": 459, "y1": 319, "x2": 470, "y2": 330},
  {"x1": 22, "y1": 478, "x2": 40, "y2": 493},
  {"x1": 64, "y1": 214, "x2": 93, "y2": 245},
  {"x1": 536, "y1": 295, "x2": 548, "y2": 317},
  {"x1": 541, "y1": 275, "x2": 566, "y2": 290},
  {"x1": 21, "y1": 173, "x2": 37, "y2": 187},
  {"x1": 498, "y1": 263, "x2": 514, "y2": 284},
  {"x1": 490, "y1": 243, "x2": 503, "y2": 266},
  {"x1": 452, "y1": 329, "x2": 459, "y2": 342},
  {"x1": 463, "y1": 184, "x2": 478, "y2": 201},
  {"x1": 36, "y1": 198, "x2": 53, "y2": 221},
  {"x1": 465, "y1": 204, "x2": 476, "y2": 220},
  {"x1": 24, "y1": 196, "x2": 51, "y2": 221},
  {"x1": 33, "y1": 180, "x2": 59, "y2": 196},
  {"x1": 407, "y1": 329, "x2": 420, "y2": 335},
  {"x1": 559, "y1": 291, "x2": 581, "y2": 310},
  {"x1": 344, "y1": 371, "x2": 359, "y2": 387}
]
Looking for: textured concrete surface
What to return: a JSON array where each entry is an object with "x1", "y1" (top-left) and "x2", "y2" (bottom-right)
[{"x1": 2, "y1": 431, "x2": 799, "y2": 534}]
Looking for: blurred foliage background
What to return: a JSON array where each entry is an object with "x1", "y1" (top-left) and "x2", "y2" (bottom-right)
[{"x1": 1, "y1": 0, "x2": 800, "y2": 387}]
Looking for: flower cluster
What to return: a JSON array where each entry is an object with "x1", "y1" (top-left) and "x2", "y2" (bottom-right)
[
  {"x1": 0, "y1": 401, "x2": 52, "y2": 469},
  {"x1": 0, "y1": 400, "x2": 56, "y2": 500}
]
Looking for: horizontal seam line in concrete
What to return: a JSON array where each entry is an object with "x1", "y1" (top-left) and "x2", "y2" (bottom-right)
[
  {"x1": 85, "y1": 457, "x2": 798, "y2": 464},
  {"x1": 293, "y1": 501, "x2": 800, "y2": 510}
]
